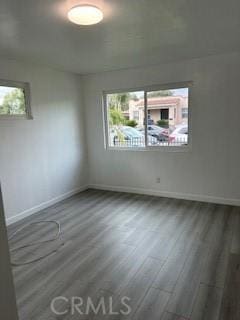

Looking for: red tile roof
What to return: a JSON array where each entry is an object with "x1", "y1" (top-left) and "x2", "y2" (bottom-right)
[{"x1": 135, "y1": 96, "x2": 184, "y2": 107}]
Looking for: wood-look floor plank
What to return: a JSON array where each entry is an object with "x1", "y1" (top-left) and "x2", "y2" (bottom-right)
[
  {"x1": 231, "y1": 208, "x2": 240, "y2": 254},
  {"x1": 100, "y1": 248, "x2": 162, "y2": 294},
  {"x1": 152, "y1": 238, "x2": 194, "y2": 293},
  {"x1": 190, "y1": 284, "x2": 223, "y2": 320},
  {"x1": 219, "y1": 253, "x2": 240, "y2": 320},
  {"x1": 160, "y1": 311, "x2": 187, "y2": 320},
  {"x1": 147, "y1": 201, "x2": 198, "y2": 261},
  {"x1": 200, "y1": 246, "x2": 230, "y2": 288},
  {"x1": 152, "y1": 202, "x2": 205, "y2": 292},
  {"x1": 132, "y1": 288, "x2": 170, "y2": 320},
  {"x1": 200, "y1": 205, "x2": 234, "y2": 288},
  {"x1": 166, "y1": 242, "x2": 209, "y2": 318}
]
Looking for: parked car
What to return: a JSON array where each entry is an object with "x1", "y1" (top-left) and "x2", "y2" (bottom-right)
[
  {"x1": 137, "y1": 125, "x2": 169, "y2": 142},
  {"x1": 110, "y1": 126, "x2": 158, "y2": 147},
  {"x1": 169, "y1": 125, "x2": 188, "y2": 145}
]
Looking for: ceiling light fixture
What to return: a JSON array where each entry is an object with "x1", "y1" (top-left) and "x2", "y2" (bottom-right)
[{"x1": 68, "y1": 4, "x2": 103, "y2": 25}]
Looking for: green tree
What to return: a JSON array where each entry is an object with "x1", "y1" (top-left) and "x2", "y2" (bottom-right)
[
  {"x1": 109, "y1": 108, "x2": 126, "y2": 126},
  {"x1": 108, "y1": 93, "x2": 130, "y2": 111},
  {"x1": 0, "y1": 89, "x2": 25, "y2": 115},
  {"x1": 108, "y1": 108, "x2": 126, "y2": 145}
]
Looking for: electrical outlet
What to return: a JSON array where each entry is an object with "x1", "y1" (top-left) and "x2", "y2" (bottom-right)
[{"x1": 156, "y1": 177, "x2": 161, "y2": 183}]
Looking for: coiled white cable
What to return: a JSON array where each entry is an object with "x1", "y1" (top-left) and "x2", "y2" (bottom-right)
[{"x1": 9, "y1": 220, "x2": 64, "y2": 266}]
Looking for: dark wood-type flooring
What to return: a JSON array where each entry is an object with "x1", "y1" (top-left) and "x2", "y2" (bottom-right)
[{"x1": 7, "y1": 189, "x2": 240, "y2": 320}]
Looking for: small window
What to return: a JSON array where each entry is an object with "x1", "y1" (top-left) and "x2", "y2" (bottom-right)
[
  {"x1": 0, "y1": 80, "x2": 32, "y2": 119},
  {"x1": 104, "y1": 82, "x2": 191, "y2": 149},
  {"x1": 133, "y1": 111, "x2": 139, "y2": 120}
]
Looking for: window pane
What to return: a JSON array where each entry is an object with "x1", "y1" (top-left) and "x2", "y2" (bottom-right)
[
  {"x1": 107, "y1": 91, "x2": 145, "y2": 148},
  {"x1": 0, "y1": 86, "x2": 26, "y2": 115},
  {"x1": 146, "y1": 87, "x2": 189, "y2": 146}
]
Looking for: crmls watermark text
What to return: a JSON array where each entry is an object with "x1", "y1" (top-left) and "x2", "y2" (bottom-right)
[{"x1": 51, "y1": 296, "x2": 132, "y2": 316}]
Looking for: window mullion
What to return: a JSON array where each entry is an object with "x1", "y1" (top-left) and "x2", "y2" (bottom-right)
[{"x1": 144, "y1": 91, "x2": 148, "y2": 147}]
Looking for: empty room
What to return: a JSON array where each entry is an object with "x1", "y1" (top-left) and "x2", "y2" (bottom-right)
[{"x1": 0, "y1": 1, "x2": 240, "y2": 320}]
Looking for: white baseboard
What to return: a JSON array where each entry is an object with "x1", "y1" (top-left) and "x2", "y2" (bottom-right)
[
  {"x1": 6, "y1": 183, "x2": 239, "y2": 226},
  {"x1": 6, "y1": 185, "x2": 88, "y2": 225},
  {"x1": 89, "y1": 183, "x2": 240, "y2": 206}
]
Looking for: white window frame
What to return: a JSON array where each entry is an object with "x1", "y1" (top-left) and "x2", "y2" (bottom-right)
[
  {"x1": 103, "y1": 81, "x2": 193, "y2": 152},
  {"x1": 0, "y1": 79, "x2": 33, "y2": 120}
]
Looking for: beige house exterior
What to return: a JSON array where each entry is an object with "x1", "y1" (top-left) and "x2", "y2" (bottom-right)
[{"x1": 127, "y1": 95, "x2": 188, "y2": 126}]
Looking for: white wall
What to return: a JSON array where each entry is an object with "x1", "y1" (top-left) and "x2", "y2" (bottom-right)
[
  {"x1": 0, "y1": 59, "x2": 88, "y2": 224},
  {"x1": 83, "y1": 52, "x2": 240, "y2": 205}
]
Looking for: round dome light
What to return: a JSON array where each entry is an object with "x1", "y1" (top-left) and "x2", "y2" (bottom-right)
[{"x1": 68, "y1": 5, "x2": 103, "y2": 25}]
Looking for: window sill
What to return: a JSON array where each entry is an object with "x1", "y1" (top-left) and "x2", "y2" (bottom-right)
[{"x1": 0, "y1": 114, "x2": 33, "y2": 120}]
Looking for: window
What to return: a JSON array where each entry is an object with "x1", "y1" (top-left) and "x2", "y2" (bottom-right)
[
  {"x1": 133, "y1": 111, "x2": 139, "y2": 120},
  {"x1": 0, "y1": 80, "x2": 32, "y2": 119},
  {"x1": 182, "y1": 107, "x2": 188, "y2": 119},
  {"x1": 104, "y1": 82, "x2": 191, "y2": 149}
]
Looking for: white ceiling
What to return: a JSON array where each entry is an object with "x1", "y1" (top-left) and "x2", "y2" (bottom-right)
[{"x1": 0, "y1": 0, "x2": 239, "y2": 74}]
